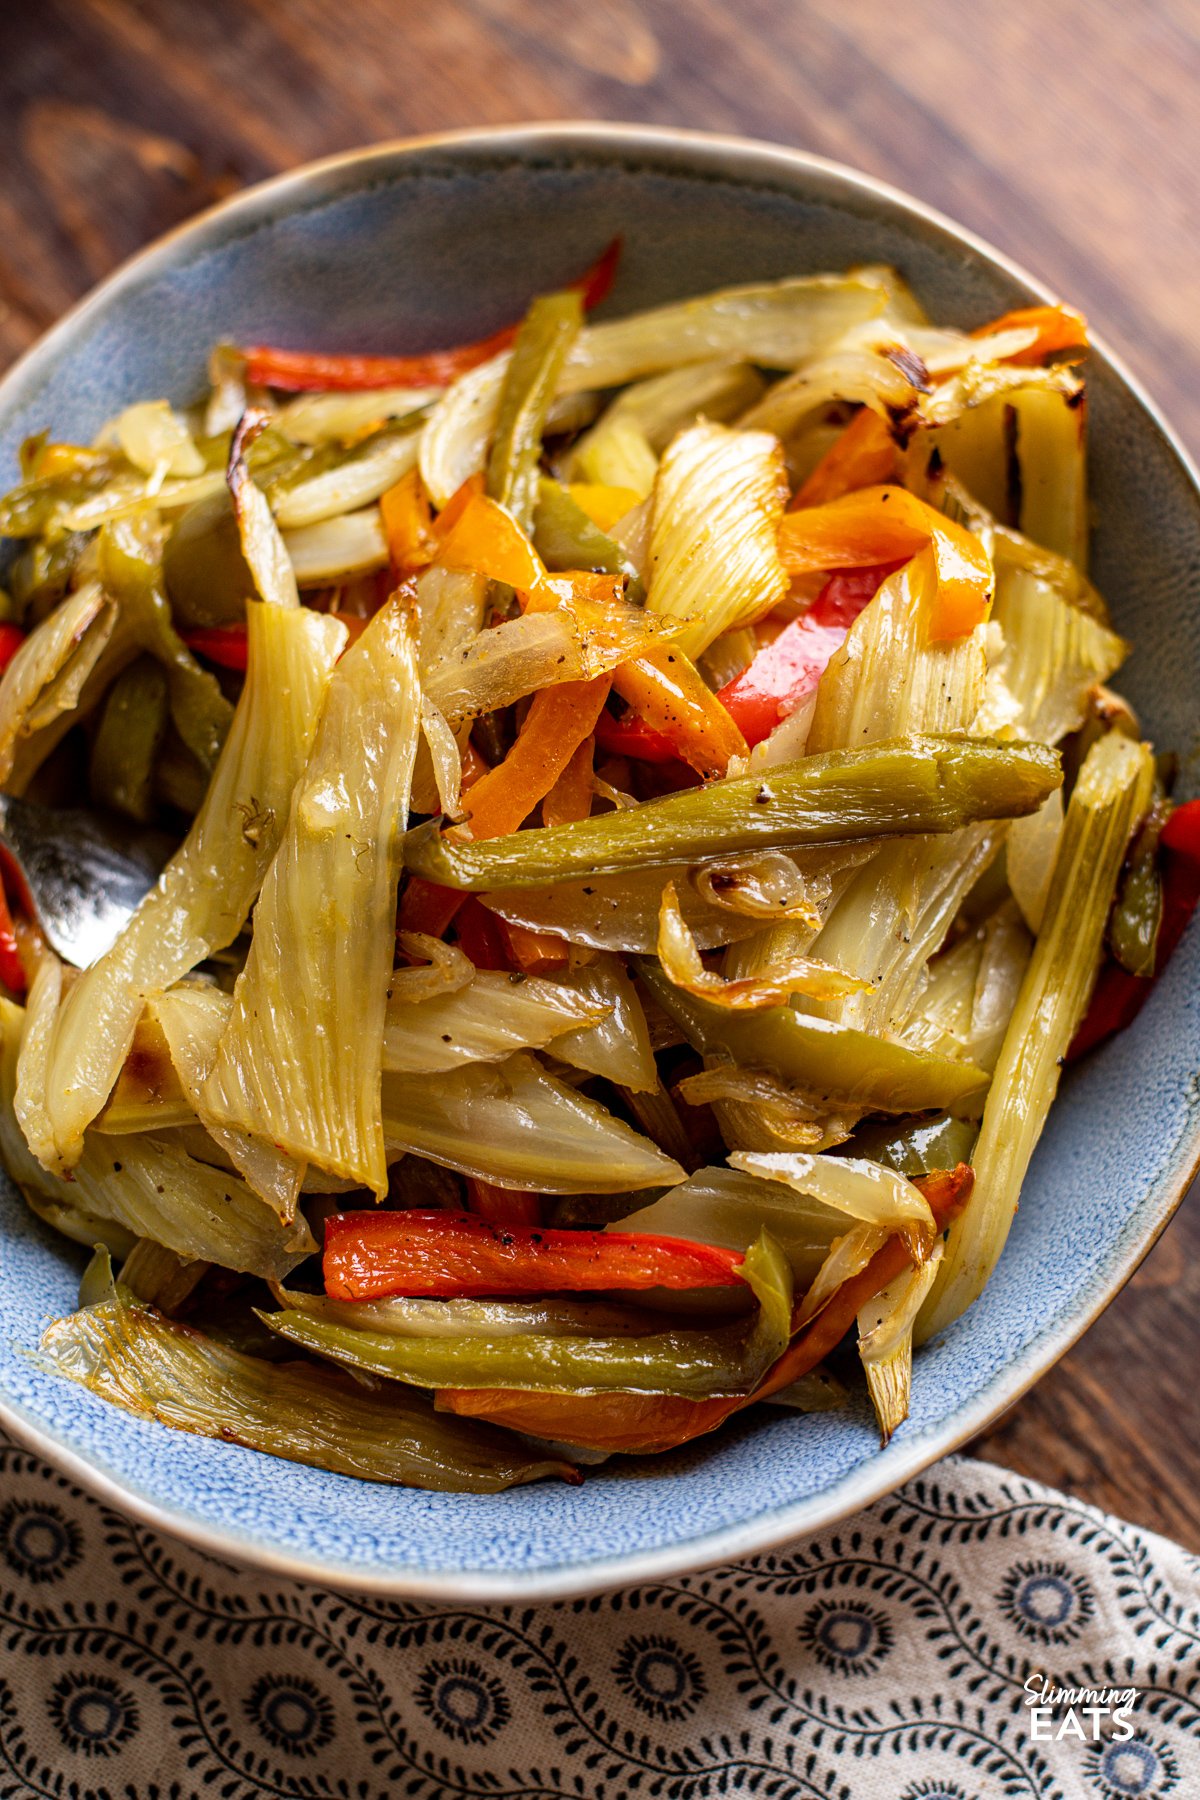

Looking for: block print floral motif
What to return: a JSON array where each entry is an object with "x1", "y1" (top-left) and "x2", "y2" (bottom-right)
[{"x1": 0, "y1": 1432, "x2": 1197, "y2": 1799}]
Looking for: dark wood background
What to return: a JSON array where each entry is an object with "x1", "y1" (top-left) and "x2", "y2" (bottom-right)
[{"x1": 1, "y1": 0, "x2": 1197, "y2": 1546}]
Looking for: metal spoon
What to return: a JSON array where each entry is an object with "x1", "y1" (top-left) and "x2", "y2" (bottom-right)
[{"x1": 0, "y1": 794, "x2": 175, "y2": 969}]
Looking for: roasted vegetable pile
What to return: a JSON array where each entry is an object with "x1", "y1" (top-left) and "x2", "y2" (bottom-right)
[{"x1": 0, "y1": 248, "x2": 1195, "y2": 1487}]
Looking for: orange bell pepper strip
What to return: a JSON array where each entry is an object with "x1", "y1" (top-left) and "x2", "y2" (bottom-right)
[
  {"x1": 611, "y1": 646, "x2": 747, "y2": 779},
  {"x1": 457, "y1": 676, "x2": 611, "y2": 840},
  {"x1": 456, "y1": 684, "x2": 601, "y2": 976},
  {"x1": 495, "y1": 918, "x2": 571, "y2": 975},
  {"x1": 436, "y1": 489, "x2": 547, "y2": 591},
  {"x1": 433, "y1": 489, "x2": 622, "y2": 613},
  {"x1": 399, "y1": 681, "x2": 607, "y2": 946},
  {"x1": 439, "y1": 1164, "x2": 973, "y2": 1453},
  {"x1": 380, "y1": 467, "x2": 438, "y2": 576},
  {"x1": 466, "y1": 1177, "x2": 545, "y2": 1229},
  {"x1": 778, "y1": 485, "x2": 993, "y2": 642},
  {"x1": 242, "y1": 239, "x2": 622, "y2": 391},
  {"x1": 792, "y1": 408, "x2": 900, "y2": 509},
  {"x1": 433, "y1": 490, "x2": 745, "y2": 778},
  {"x1": 542, "y1": 734, "x2": 595, "y2": 827},
  {"x1": 323, "y1": 1209, "x2": 748, "y2": 1301},
  {"x1": 971, "y1": 302, "x2": 1088, "y2": 367}
]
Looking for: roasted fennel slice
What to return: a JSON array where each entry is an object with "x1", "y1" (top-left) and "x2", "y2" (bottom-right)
[
  {"x1": 0, "y1": 580, "x2": 125, "y2": 790},
  {"x1": 381, "y1": 1053, "x2": 684, "y2": 1194},
  {"x1": 0, "y1": 997, "x2": 311, "y2": 1279},
  {"x1": 37, "y1": 603, "x2": 345, "y2": 1170},
  {"x1": 382, "y1": 972, "x2": 606, "y2": 1074},
  {"x1": 152, "y1": 984, "x2": 307, "y2": 1222},
  {"x1": 645, "y1": 421, "x2": 788, "y2": 659},
  {"x1": 806, "y1": 549, "x2": 989, "y2": 753},
  {"x1": 993, "y1": 561, "x2": 1127, "y2": 746},
  {"x1": 40, "y1": 1285, "x2": 575, "y2": 1491},
  {"x1": 205, "y1": 595, "x2": 419, "y2": 1196},
  {"x1": 918, "y1": 731, "x2": 1155, "y2": 1340}
]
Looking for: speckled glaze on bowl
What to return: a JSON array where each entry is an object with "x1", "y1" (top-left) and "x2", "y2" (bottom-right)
[{"x1": 0, "y1": 124, "x2": 1197, "y2": 1601}]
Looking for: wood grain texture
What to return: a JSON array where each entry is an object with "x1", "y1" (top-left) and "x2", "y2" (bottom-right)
[{"x1": 0, "y1": 0, "x2": 1196, "y2": 1544}]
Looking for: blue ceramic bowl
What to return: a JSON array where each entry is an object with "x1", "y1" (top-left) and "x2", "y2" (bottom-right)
[{"x1": 0, "y1": 125, "x2": 1196, "y2": 1599}]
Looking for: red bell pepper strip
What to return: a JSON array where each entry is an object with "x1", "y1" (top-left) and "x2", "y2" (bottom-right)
[
  {"x1": 0, "y1": 623, "x2": 25, "y2": 676},
  {"x1": 395, "y1": 740, "x2": 491, "y2": 947},
  {"x1": 323, "y1": 1209, "x2": 747, "y2": 1301},
  {"x1": 0, "y1": 876, "x2": 26, "y2": 997},
  {"x1": 397, "y1": 876, "x2": 466, "y2": 945},
  {"x1": 1070, "y1": 797, "x2": 1200, "y2": 1059},
  {"x1": 594, "y1": 563, "x2": 902, "y2": 761},
  {"x1": 439, "y1": 1164, "x2": 973, "y2": 1451},
  {"x1": 183, "y1": 612, "x2": 367, "y2": 671},
  {"x1": 594, "y1": 709, "x2": 679, "y2": 765},
  {"x1": 715, "y1": 562, "x2": 905, "y2": 746},
  {"x1": 454, "y1": 896, "x2": 510, "y2": 971},
  {"x1": 242, "y1": 239, "x2": 622, "y2": 392},
  {"x1": 180, "y1": 625, "x2": 249, "y2": 671}
]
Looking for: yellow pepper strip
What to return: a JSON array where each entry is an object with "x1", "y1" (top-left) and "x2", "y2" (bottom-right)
[
  {"x1": 568, "y1": 482, "x2": 642, "y2": 532},
  {"x1": 436, "y1": 488, "x2": 546, "y2": 591},
  {"x1": 778, "y1": 485, "x2": 993, "y2": 642},
  {"x1": 792, "y1": 408, "x2": 899, "y2": 509}
]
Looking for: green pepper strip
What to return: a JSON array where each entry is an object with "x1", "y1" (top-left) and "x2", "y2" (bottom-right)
[
  {"x1": 1109, "y1": 794, "x2": 1170, "y2": 978},
  {"x1": 533, "y1": 476, "x2": 643, "y2": 598},
  {"x1": 404, "y1": 735, "x2": 1063, "y2": 891},
  {"x1": 99, "y1": 521, "x2": 234, "y2": 772},
  {"x1": 261, "y1": 1231, "x2": 792, "y2": 1400},
  {"x1": 0, "y1": 448, "x2": 126, "y2": 538},
  {"x1": 487, "y1": 291, "x2": 583, "y2": 534},
  {"x1": 836, "y1": 1110, "x2": 979, "y2": 1175},
  {"x1": 89, "y1": 656, "x2": 170, "y2": 823},
  {"x1": 640, "y1": 961, "x2": 990, "y2": 1115}
]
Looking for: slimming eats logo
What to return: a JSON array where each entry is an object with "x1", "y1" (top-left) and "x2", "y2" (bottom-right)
[{"x1": 1023, "y1": 1672, "x2": 1139, "y2": 1742}]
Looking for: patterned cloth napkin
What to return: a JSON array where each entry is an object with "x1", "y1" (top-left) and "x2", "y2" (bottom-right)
[{"x1": 0, "y1": 1427, "x2": 1196, "y2": 1800}]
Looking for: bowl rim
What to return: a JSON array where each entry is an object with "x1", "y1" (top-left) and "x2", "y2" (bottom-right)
[{"x1": 1, "y1": 119, "x2": 1197, "y2": 1602}]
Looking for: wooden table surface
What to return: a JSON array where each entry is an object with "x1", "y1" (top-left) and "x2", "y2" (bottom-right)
[{"x1": 2, "y1": 0, "x2": 1197, "y2": 1547}]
